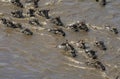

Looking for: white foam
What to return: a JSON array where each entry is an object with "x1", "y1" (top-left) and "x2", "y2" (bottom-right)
[
  {"x1": 1, "y1": 0, "x2": 11, "y2": 2},
  {"x1": 32, "y1": 27, "x2": 45, "y2": 30},
  {"x1": 45, "y1": 0, "x2": 62, "y2": 6},
  {"x1": 65, "y1": 63, "x2": 94, "y2": 70},
  {"x1": 65, "y1": 56, "x2": 83, "y2": 64},
  {"x1": 57, "y1": 45, "x2": 66, "y2": 49}
]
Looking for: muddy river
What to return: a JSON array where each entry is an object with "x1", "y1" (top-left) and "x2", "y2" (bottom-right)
[{"x1": 0, "y1": 0, "x2": 120, "y2": 79}]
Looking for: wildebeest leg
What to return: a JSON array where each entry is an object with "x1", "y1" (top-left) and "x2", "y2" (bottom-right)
[{"x1": 100, "y1": 0, "x2": 107, "y2": 6}]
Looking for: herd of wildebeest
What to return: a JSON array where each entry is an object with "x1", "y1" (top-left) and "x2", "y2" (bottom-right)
[{"x1": 0, "y1": 0, "x2": 119, "y2": 76}]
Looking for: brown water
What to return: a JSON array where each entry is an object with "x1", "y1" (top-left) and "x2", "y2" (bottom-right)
[{"x1": 0, "y1": 0, "x2": 120, "y2": 79}]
